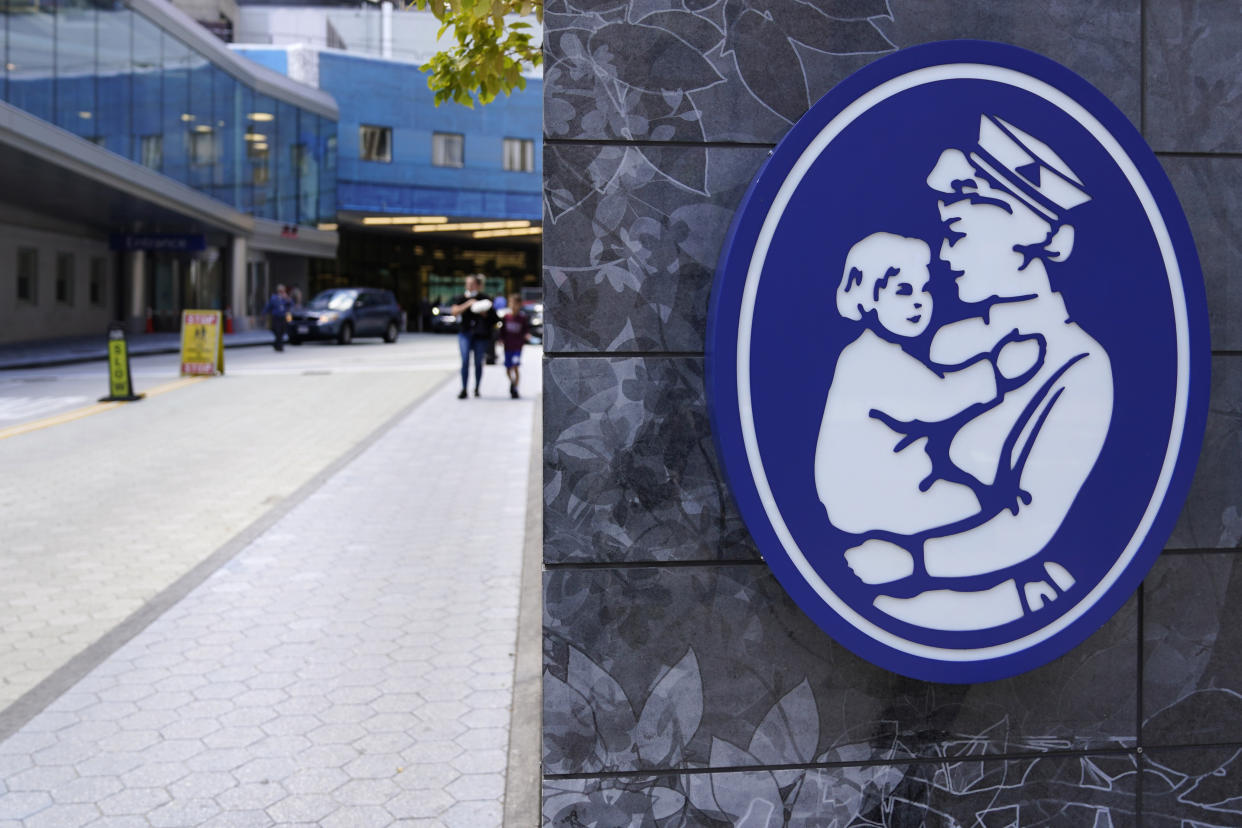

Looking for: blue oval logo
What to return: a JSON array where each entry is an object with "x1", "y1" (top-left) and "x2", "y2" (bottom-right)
[{"x1": 707, "y1": 41, "x2": 1210, "y2": 683}]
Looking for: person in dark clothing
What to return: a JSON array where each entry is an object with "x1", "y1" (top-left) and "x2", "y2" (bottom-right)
[
  {"x1": 450, "y1": 274, "x2": 499, "y2": 397},
  {"x1": 499, "y1": 293, "x2": 532, "y2": 398},
  {"x1": 263, "y1": 284, "x2": 292, "y2": 351}
]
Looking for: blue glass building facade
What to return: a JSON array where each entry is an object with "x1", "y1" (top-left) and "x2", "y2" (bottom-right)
[
  {"x1": 0, "y1": 0, "x2": 340, "y2": 341},
  {"x1": 237, "y1": 44, "x2": 542, "y2": 317},
  {"x1": 2, "y1": 0, "x2": 336, "y2": 226}
]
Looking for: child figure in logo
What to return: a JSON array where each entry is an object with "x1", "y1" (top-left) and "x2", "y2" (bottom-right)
[{"x1": 813, "y1": 232, "x2": 1042, "y2": 583}]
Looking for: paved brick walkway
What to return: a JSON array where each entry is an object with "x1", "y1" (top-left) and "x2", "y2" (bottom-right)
[
  {"x1": 0, "y1": 355, "x2": 540, "y2": 827},
  {"x1": 0, "y1": 339, "x2": 459, "y2": 710}
]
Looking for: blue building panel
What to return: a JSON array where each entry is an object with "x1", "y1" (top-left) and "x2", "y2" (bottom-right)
[
  {"x1": 237, "y1": 48, "x2": 542, "y2": 222},
  {"x1": 234, "y1": 48, "x2": 289, "y2": 77},
  {"x1": 337, "y1": 182, "x2": 540, "y2": 221}
]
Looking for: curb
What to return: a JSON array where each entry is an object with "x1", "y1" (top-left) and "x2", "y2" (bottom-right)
[{"x1": 0, "y1": 339, "x2": 273, "y2": 372}]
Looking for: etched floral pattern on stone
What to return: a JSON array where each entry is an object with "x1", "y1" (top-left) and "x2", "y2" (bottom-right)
[
  {"x1": 544, "y1": 565, "x2": 1137, "y2": 774},
  {"x1": 544, "y1": 358, "x2": 756, "y2": 562},
  {"x1": 543, "y1": 143, "x2": 765, "y2": 353},
  {"x1": 542, "y1": 645, "x2": 1145, "y2": 826},
  {"x1": 544, "y1": 0, "x2": 896, "y2": 144}
]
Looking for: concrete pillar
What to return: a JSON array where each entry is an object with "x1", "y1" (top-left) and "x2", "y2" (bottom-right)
[
  {"x1": 229, "y1": 235, "x2": 249, "y2": 331},
  {"x1": 126, "y1": 250, "x2": 146, "y2": 335}
]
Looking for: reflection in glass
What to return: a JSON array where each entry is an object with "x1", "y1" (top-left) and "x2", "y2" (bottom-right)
[
  {"x1": 248, "y1": 92, "x2": 276, "y2": 218},
  {"x1": 321, "y1": 118, "x2": 337, "y2": 224},
  {"x1": 0, "y1": 0, "x2": 334, "y2": 227},
  {"x1": 96, "y1": 1, "x2": 133, "y2": 158},
  {"x1": 296, "y1": 114, "x2": 318, "y2": 224},
  {"x1": 212, "y1": 65, "x2": 241, "y2": 209},
  {"x1": 131, "y1": 9, "x2": 161, "y2": 169},
  {"x1": 161, "y1": 30, "x2": 190, "y2": 184},
  {"x1": 55, "y1": 0, "x2": 96, "y2": 138},
  {"x1": 187, "y1": 45, "x2": 213, "y2": 189},
  {"x1": 275, "y1": 99, "x2": 296, "y2": 223},
  {"x1": 139, "y1": 133, "x2": 162, "y2": 168},
  {"x1": 7, "y1": 0, "x2": 56, "y2": 121}
]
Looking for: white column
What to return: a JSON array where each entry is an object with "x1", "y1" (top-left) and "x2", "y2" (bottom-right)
[
  {"x1": 127, "y1": 250, "x2": 146, "y2": 335},
  {"x1": 381, "y1": 1, "x2": 393, "y2": 59},
  {"x1": 230, "y1": 235, "x2": 249, "y2": 332}
]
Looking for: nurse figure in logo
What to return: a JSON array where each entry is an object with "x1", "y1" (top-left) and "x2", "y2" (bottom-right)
[{"x1": 815, "y1": 115, "x2": 1114, "y2": 631}]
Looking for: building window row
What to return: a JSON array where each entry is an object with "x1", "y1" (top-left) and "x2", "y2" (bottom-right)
[
  {"x1": 503, "y1": 137, "x2": 535, "y2": 172},
  {"x1": 15, "y1": 249, "x2": 109, "y2": 308},
  {"x1": 358, "y1": 127, "x2": 534, "y2": 172},
  {"x1": 432, "y1": 132, "x2": 463, "y2": 168},
  {"x1": 360, "y1": 125, "x2": 392, "y2": 163}
]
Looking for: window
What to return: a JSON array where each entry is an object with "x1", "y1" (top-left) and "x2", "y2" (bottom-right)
[
  {"x1": 503, "y1": 137, "x2": 535, "y2": 172},
  {"x1": 249, "y1": 139, "x2": 270, "y2": 185},
  {"x1": 140, "y1": 134, "x2": 163, "y2": 169},
  {"x1": 359, "y1": 125, "x2": 392, "y2": 162},
  {"x1": 17, "y1": 248, "x2": 38, "y2": 304},
  {"x1": 189, "y1": 129, "x2": 216, "y2": 166},
  {"x1": 55, "y1": 253, "x2": 75, "y2": 306},
  {"x1": 432, "y1": 132, "x2": 464, "y2": 167},
  {"x1": 90, "y1": 257, "x2": 108, "y2": 307}
]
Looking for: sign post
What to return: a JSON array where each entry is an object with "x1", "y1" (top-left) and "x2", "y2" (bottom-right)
[
  {"x1": 100, "y1": 323, "x2": 143, "y2": 402},
  {"x1": 179, "y1": 309, "x2": 226, "y2": 377}
]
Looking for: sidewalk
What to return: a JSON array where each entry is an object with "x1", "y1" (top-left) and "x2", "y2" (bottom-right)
[
  {"x1": 0, "y1": 330, "x2": 274, "y2": 371},
  {"x1": 0, "y1": 361, "x2": 542, "y2": 827}
]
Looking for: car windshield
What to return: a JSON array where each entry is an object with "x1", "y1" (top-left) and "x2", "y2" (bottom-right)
[{"x1": 309, "y1": 290, "x2": 357, "y2": 311}]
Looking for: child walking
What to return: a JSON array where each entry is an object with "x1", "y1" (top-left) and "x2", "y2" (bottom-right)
[{"x1": 500, "y1": 294, "x2": 532, "y2": 398}]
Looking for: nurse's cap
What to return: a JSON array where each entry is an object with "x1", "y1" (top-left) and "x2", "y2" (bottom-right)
[{"x1": 928, "y1": 115, "x2": 1091, "y2": 222}]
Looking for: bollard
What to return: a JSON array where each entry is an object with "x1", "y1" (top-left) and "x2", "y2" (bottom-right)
[{"x1": 100, "y1": 323, "x2": 144, "y2": 402}]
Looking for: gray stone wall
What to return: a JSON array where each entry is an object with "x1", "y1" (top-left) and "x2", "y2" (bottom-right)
[{"x1": 542, "y1": 2, "x2": 1242, "y2": 824}]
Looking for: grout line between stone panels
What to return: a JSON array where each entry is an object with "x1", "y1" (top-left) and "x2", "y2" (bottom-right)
[
  {"x1": 0, "y1": 371, "x2": 456, "y2": 745},
  {"x1": 504, "y1": 398, "x2": 545, "y2": 828},
  {"x1": 1137, "y1": 573, "x2": 1146, "y2": 821},
  {"x1": 541, "y1": 351, "x2": 1242, "y2": 360},
  {"x1": 544, "y1": 558, "x2": 765, "y2": 571},
  {"x1": 1155, "y1": 151, "x2": 1242, "y2": 160},
  {"x1": 1140, "y1": 0, "x2": 1148, "y2": 140},
  {"x1": 1159, "y1": 547, "x2": 1242, "y2": 555},
  {"x1": 544, "y1": 137, "x2": 776, "y2": 150},
  {"x1": 543, "y1": 351, "x2": 705, "y2": 360},
  {"x1": 544, "y1": 744, "x2": 1147, "y2": 782}
]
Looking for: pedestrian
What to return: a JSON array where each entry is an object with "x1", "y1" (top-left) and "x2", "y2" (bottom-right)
[
  {"x1": 289, "y1": 286, "x2": 303, "y2": 308},
  {"x1": 263, "y1": 283, "x2": 292, "y2": 351},
  {"x1": 450, "y1": 274, "x2": 499, "y2": 398},
  {"x1": 499, "y1": 293, "x2": 532, "y2": 398}
]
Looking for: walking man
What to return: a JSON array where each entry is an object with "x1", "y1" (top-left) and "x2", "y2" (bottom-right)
[{"x1": 263, "y1": 284, "x2": 292, "y2": 351}]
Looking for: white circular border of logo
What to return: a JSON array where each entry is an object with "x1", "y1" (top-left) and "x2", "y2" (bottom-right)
[{"x1": 736, "y1": 63, "x2": 1191, "y2": 663}]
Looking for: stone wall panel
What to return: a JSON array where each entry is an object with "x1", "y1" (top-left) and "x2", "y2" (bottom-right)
[
  {"x1": 543, "y1": 144, "x2": 767, "y2": 354},
  {"x1": 543, "y1": 566, "x2": 1137, "y2": 776},
  {"x1": 543, "y1": 357, "x2": 756, "y2": 564}
]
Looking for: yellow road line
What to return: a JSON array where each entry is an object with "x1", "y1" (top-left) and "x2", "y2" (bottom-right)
[
  {"x1": 143, "y1": 376, "x2": 206, "y2": 398},
  {"x1": 0, "y1": 376, "x2": 206, "y2": 441}
]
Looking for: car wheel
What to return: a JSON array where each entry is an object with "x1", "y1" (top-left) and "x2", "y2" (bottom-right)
[
  {"x1": 338, "y1": 323, "x2": 353, "y2": 345},
  {"x1": 383, "y1": 321, "x2": 399, "y2": 343},
  {"x1": 289, "y1": 335, "x2": 302, "y2": 345}
]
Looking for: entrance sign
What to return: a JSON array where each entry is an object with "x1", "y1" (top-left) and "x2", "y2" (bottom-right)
[
  {"x1": 100, "y1": 323, "x2": 143, "y2": 402},
  {"x1": 707, "y1": 41, "x2": 1209, "y2": 682},
  {"x1": 110, "y1": 233, "x2": 207, "y2": 252},
  {"x1": 180, "y1": 310, "x2": 226, "y2": 376}
]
